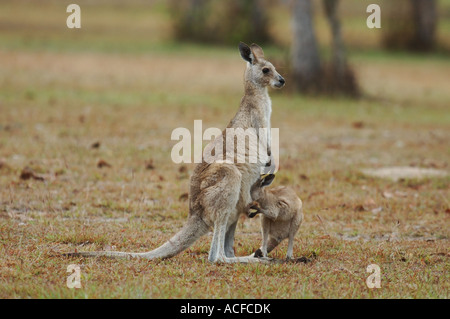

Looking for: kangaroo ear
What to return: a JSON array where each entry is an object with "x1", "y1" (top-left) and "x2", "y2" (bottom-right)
[
  {"x1": 239, "y1": 42, "x2": 256, "y2": 64},
  {"x1": 250, "y1": 43, "x2": 264, "y2": 60},
  {"x1": 260, "y1": 174, "x2": 275, "y2": 188}
]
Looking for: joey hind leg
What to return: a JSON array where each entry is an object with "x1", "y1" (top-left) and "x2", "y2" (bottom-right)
[
  {"x1": 254, "y1": 218, "x2": 271, "y2": 258},
  {"x1": 261, "y1": 217, "x2": 271, "y2": 257},
  {"x1": 254, "y1": 219, "x2": 281, "y2": 258},
  {"x1": 286, "y1": 219, "x2": 302, "y2": 259},
  {"x1": 266, "y1": 237, "x2": 281, "y2": 255},
  {"x1": 286, "y1": 234, "x2": 294, "y2": 259}
]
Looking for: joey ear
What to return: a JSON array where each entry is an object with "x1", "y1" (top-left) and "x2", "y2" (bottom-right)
[
  {"x1": 250, "y1": 43, "x2": 264, "y2": 60},
  {"x1": 239, "y1": 42, "x2": 256, "y2": 64},
  {"x1": 260, "y1": 174, "x2": 275, "y2": 188}
]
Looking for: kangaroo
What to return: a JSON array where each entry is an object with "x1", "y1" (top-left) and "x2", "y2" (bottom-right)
[
  {"x1": 65, "y1": 42, "x2": 285, "y2": 263},
  {"x1": 247, "y1": 174, "x2": 303, "y2": 259}
]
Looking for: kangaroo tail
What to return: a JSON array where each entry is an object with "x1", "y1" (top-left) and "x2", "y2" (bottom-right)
[{"x1": 64, "y1": 215, "x2": 210, "y2": 260}]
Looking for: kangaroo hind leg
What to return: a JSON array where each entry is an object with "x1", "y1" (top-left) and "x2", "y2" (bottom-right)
[
  {"x1": 224, "y1": 220, "x2": 237, "y2": 258},
  {"x1": 202, "y1": 165, "x2": 241, "y2": 263}
]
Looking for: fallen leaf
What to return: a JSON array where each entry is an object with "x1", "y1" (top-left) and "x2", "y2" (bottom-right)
[
  {"x1": 326, "y1": 144, "x2": 341, "y2": 150},
  {"x1": 0, "y1": 159, "x2": 6, "y2": 169},
  {"x1": 364, "y1": 198, "x2": 376, "y2": 207},
  {"x1": 394, "y1": 191, "x2": 408, "y2": 197},
  {"x1": 292, "y1": 256, "x2": 312, "y2": 264},
  {"x1": 179, "y1": 193, "x2": 189, "y2": 201},
  {"x1": 352, "y1": 121, "x2": 364, "y2": 129},
  {"x1": 178, "y1": 165, "x2": 187, "y2": 173},
  {"x1": 382, "y1": 191, "x2": 394, "y2": 199},
  {"x1": 91, "y1": 141, "x2": 101, "y2": 149},
  {"x1": 145, "y1": 160, "x2": 155, "y2": 170},
  {"x1": 354, "y1": 198, "x2": 378, "y2": 212},
  {"x1": 97, "y1": 159, "x2": 111, "y2": 168},
  {"x1": 19, "y1": 167, "x2": 45, "y2": 181},
  {"x1": 371, "y1": 206, "x2": 383, "y2": 214},
  {"x1": 207, "y1": 270, "x2": 220, "y2": 277}
]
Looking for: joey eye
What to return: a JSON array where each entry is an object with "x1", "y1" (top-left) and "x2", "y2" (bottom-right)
[{"x1": 262, "y1": 68, "x2": 270, "y2": 74}]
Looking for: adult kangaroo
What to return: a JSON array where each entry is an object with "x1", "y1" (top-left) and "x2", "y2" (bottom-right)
[{"x1": 67, "y1": 42, "x2": 285, "y2": 263}]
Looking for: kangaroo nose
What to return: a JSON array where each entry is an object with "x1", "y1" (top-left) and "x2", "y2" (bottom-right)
[{"x1": 279, "y1": 76, "x2": 285, "y2": 85}]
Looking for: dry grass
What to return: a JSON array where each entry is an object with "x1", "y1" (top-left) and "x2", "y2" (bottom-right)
[{"x1": 0, "y1": 0, "x2": 449, "y2": 299}]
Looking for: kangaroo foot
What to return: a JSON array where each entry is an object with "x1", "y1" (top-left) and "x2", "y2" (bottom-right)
[{"x1": 254, "y1": 248, "x2": 263, "y2": 258}]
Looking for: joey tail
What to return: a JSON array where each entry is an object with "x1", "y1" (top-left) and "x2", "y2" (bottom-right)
[{"x1": 64, "y1": 215, "x2": 210, "y2": 260}]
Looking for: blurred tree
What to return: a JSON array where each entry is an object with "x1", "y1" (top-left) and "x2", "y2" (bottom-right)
[
  {"x1": 323, "y1": 0, "x2": 345, "y2": 81},
  {"x1": 291, "y1": 0, "x2": 321, "y2": 92},
  {"x1": 172, "y1": 0, "x2": 209, "y2": 41},
  {"x1": 410, "y1": 0, "x2": 437, "y2": 51},
  {"x1": 170, "y1": 0, "x2": 270, "y2": 45},
  {"x1": 383, "y1": 0, "x2": 437, "y2": 52},
  {"x1": 291, "y1": 0, "x2": 358, "y2": 95},
  {"x1": 322, "y1": 0, "x2": 358, "y2": 95}
]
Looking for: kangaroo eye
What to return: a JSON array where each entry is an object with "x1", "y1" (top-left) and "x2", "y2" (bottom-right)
[{"x1": 262, "y1": 68, "x2": 270, "y2": 74}]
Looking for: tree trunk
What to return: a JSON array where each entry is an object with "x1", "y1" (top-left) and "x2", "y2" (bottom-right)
[
  {"x1": 410, "y1": 0, "x2": 437, "y2": 51},
  {"x1": 382, "y1": 0, "x2": 437, "y2": 52},
  {"x1": 323, "y1": 0, "x2": 346, "y2": 80},
  {"x1": 291, "y1": 0, "x2": 322, "y2": 92}
]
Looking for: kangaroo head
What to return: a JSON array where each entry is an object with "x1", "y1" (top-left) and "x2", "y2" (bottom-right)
[
  {"x1": 239, "y1": 42, "x2": 285, "y2": 89},
  {"x1": 251, "y1": 174, "x2": 276, "y2": 201}
]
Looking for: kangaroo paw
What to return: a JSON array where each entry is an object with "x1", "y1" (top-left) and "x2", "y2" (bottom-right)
[{"x1": 247, "y1": 201, "x2": 261, "y2": 218}]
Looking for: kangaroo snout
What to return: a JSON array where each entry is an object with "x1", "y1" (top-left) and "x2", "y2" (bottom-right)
[{"x1": 273, "y1": 75, "x2": 285, "y2": 88}]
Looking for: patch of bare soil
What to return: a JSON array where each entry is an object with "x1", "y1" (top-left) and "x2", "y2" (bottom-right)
[{"x1": 361, "y1": 166, "x2": 448, "y2": 181}]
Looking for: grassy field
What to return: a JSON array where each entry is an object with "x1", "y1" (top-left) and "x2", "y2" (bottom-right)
[{"x1": 0, "y1": 1, "x2": 449, "y2": 298}]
